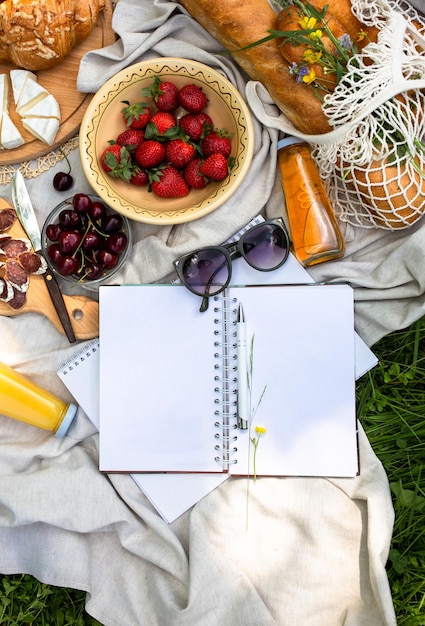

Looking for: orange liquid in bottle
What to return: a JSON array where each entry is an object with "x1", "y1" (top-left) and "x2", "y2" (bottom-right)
[
  {"x1": 0, "y1": 362, "x2": 76, "y2": 437},
  {"x1": 277, "y1": 138, "x2": 345, "y2": 267}
]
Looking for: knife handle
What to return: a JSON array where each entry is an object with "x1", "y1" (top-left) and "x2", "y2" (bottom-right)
[{"x1": 42, "y1": 268, "x2": 77, "y2": 343}]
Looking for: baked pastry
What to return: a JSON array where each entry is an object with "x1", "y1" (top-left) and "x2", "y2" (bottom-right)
[{"x1": 0, "y1": 0, "x2": 105, "y2": 71}]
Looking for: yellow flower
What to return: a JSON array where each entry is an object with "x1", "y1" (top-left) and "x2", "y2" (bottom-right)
[
  {"x1": 302, "y1": 68, "x2": 316, "y2": 84},
  {"x1": 303, "y1": 49, "x2": 323, "y2": 64},
  {"x1": 299, "y1": 16, "x2": 317, "y2": 30},
  {"x1": 254, "y1": 425, "x2": 267, "y2": 434},
  {"x1": 309, "y1": 29, "x2": 323, "y2": 42},
  {"x1": 356, "y1": 29, "x2": 367, "y2": 42}
]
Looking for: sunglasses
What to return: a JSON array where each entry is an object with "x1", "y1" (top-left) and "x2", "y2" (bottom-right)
[{"x1": 173, "y1": 217, "x2": 290, "y2": 312}]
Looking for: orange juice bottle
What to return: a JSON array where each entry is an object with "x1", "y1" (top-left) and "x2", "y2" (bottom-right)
[
  {"x1": 277, "y1": 137, "x2": 345, "y2": 267},
  {"x1": 0, "y1": 362, "x2": 77, "y2": 437}
]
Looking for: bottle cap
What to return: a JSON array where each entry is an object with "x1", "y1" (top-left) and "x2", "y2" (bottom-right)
[
  {"x1": 277, "y1": 136, "x2": 306, "y2": 150},
  {"x1": 54, "y1": 402, "x2": 77, "y2": 438}
]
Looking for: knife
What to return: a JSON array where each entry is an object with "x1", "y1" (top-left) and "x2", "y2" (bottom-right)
[{"x1": 11, "y1": 170, "x2": 77, "y2": 343}]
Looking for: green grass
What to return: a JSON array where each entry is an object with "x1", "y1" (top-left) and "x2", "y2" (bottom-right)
[{"x1": 1, "y1": 316, "x2": 425, "y2": 624}]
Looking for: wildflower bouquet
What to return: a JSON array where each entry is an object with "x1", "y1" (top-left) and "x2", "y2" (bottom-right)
[{"x1": 255, "y1": 0, "x2": 425, "y2": 230}]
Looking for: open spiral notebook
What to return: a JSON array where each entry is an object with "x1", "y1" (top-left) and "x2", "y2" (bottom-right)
[{"x1": 98, "y1": 282, "x2": 358, "y2": 477}]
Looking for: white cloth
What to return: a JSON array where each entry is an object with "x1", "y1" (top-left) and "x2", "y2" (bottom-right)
[{"x1": 1, "y1": 0, "x2": 424, "y2": 623}]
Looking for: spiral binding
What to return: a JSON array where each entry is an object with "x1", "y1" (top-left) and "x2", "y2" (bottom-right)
[
  {"x1": 58, "y1": 338, "x2": 99, "y2": 375},
  {"x1": 213, "y1": 294, "x2": 239, "y2": 470}
]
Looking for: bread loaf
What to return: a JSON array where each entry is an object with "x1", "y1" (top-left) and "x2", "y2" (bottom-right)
[{"x1": 0, "y1": 0, "x2": 105, "y2": 71}]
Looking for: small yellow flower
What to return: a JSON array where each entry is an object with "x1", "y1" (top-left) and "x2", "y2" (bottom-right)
[
  {"x1": 303, "y1": 49, "x2": 323, "y2": 64},
  {"x1": 254, "y1": 425, "x2": 266, "y2": 434},
  {"x1": 309, "y1": 29, "x2": 323, "y2": 42},
  {"x1": 302, "y1": 68, "x2": 316, "y2": 84},
  {"x1": 356, "y1": 29, "x2": 367, "y2": 42},
  {"x1": 299, "y1": 16, "x2": 317, "y2": 30}
]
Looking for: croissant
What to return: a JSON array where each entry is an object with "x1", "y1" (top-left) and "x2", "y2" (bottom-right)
[{"x1": 0, "y1": 0, "x2": 106, "y2": 71}]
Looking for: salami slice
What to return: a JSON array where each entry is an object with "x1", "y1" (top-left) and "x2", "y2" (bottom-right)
[
  {"x1": 0, "y1": 237, "x2": 31, "y2": 258},
  {"x1": 5, "y1": 259, "x2": 29, "y2": 291},
  {"x1": 0, "y1": 208, "x2": 17, "y2": 232},
  {"x1": 18, "y1": 251, "x2": 47, "y2": 275},
  {"x1": 0, "y1": 277, "x2": 13, "y2": 302},
  {"x1": 7, "y1": 287, "x2": 27, "y2": 310}
]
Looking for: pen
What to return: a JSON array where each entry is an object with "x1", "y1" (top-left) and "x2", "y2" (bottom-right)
[{"x1": 236, "y1": 303, "x2": 249, "y2": 430}]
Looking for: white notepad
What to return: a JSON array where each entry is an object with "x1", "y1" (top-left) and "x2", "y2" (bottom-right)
[{"x1": 98, "y1": 282, "x2": 358, "y2": 478}]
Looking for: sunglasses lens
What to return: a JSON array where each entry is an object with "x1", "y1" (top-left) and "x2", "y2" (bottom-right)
[
  {"x1": 180, "y1": 248, "x2": 230, "y2": 296},
  {"x1": 242, "y1": 223, "x2": 288, "y2": 270}
]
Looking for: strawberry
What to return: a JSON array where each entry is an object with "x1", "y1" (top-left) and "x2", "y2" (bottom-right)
[
  {"x1": 121, "y1": 101, "x2": 152, "y2": 129},
  {"x1": 178, "y1": 84, "x2": 208, "y2": 113},
  {"x1": 165, "y1": 139, "x2": 196, "y2": 169},
  {"x1": 100, "y1": 143, "x2": 133, "y2": 182},
  {"x1": 130, "y1": 168, "x2": 149, "y2": 186},
  {"x1": 196, "y1": 112, "x2": 213, "y2": 128},
  {"x1": 150, "y1": 165, "x2": 190, "y2": 198},
  {"x1": 135, "y1": 140, "x2": 166, "y2": 169},
  {"x1": 178, "y1": 113, "x2": 212, "y2": 142},
  {"x1": 184, "y1": 157, "x2": 208, "y2": 189},
  {"x1": 116, "y1": 128, "x2": 145, "y2": 151},
  {"x1": 145, "y1": 111, "x2": 178, "y2": 138},
  {"x1": 199, "y1": 153, "x2": 229, "y2": 181},
  {"x1": 142, "y1": 76, "x2": 179, "y2": 111},
  {"x1": 201, "y1": 129, "x2": 232, "y2": 158}
]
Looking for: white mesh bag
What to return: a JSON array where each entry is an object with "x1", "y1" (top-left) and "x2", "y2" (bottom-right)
[{"x1": 308, "y1": 0, "x2": 425, "y2": 229}]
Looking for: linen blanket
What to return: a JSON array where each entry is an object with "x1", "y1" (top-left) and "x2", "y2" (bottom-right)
[{"x1": 1, "y1": 0, "x2": 424, "y2": 623}]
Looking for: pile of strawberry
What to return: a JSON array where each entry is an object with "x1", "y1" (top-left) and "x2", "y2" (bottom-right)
[{"x1": 100, "y1": 76, "x2": 235, "y2": 199}]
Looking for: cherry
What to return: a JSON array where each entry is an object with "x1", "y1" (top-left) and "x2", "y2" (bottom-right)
[
  {"x1": 47, "y1": 243, "x2": 62, "y2": 264},
  {"x1": 72, "y1": 193, "x2": 93, "y2": 214},
  {"x1": 45, "y1": 223, "x2": 62, "y2": 242},
  {"x1": 82, "y1": 230, "x2": 102, "y2": 252},
  {"x1": 59, "y1": 209, "x2": 81, "y2": 229},
  {"x1": 89, "y1": 201, "x2": 107, "y2": 221},
  {"x1": 107, "y1": 231, "x2": 128, "y2": 254},
  {"x1": 102, "y1": 213, "x2": 123, "y2": 234},
  {"x1": 97, "y1": 249, "x2": 119, "y2": 270},
  {"x1": 58, "y1": 230, "x2": 82, "y2": 255},
  {"x1": 53, "y1": 171, "x2": 73, "y2": 192},
  {"x1": 84, "y1": 262, "x2": 103, "y2": 281},
  {"x1": 53, "y1": 152, "x2": 74, "y2": 192},
  {"x1": 55, "y1": 255, "x2": 79, "y2": 276}
]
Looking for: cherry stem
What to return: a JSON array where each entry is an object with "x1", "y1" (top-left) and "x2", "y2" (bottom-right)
[{"x1": 60, "y1": 149, "x2": 72, "y2": 175}]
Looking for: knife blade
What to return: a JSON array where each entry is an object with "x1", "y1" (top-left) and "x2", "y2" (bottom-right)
[{"x1": 11, "y1": 170, "x2": 76, "y2": 343}]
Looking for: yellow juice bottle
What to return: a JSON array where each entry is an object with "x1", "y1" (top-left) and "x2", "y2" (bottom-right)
[{"x1": 0, "y1": 361, "x2": 77, "y2": 437}]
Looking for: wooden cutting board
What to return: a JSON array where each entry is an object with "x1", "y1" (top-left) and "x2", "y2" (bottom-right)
[
  {"x1": 0, "y1": 0, "x2": 115, "y2": 166},
  {"x1": 0, "y1": 198, "x2": 99, "y2": 340}
]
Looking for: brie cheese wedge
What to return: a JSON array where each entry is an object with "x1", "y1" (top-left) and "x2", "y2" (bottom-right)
[
  {"x1": 21, "y1": 93, "x2": 60, "y2": 120},
  {"x1": 1, "y1": 111, "x2": 25, "y2": 149},
  {"x1": 10, "y1": 69, "x2": 37, "y2": 109},
  {"x1": 22, "y1": 117, "x2": 60, "y2": 146}
]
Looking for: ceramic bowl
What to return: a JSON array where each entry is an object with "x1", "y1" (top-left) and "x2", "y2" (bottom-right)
[
  {"x1": 79, "y1": 58, "x2": 254, "y2": 225},
  {"x1": 41, "y1": 194, "x2": 132, "y2": 291}
]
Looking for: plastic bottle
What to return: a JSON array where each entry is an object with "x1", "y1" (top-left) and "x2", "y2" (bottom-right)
[
  {"x1": 0, "y1": 362, "x2": 77, "y2": 437},
  {"x1": 277, "y1": 137, "x2": 345, "y2": 267}
]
